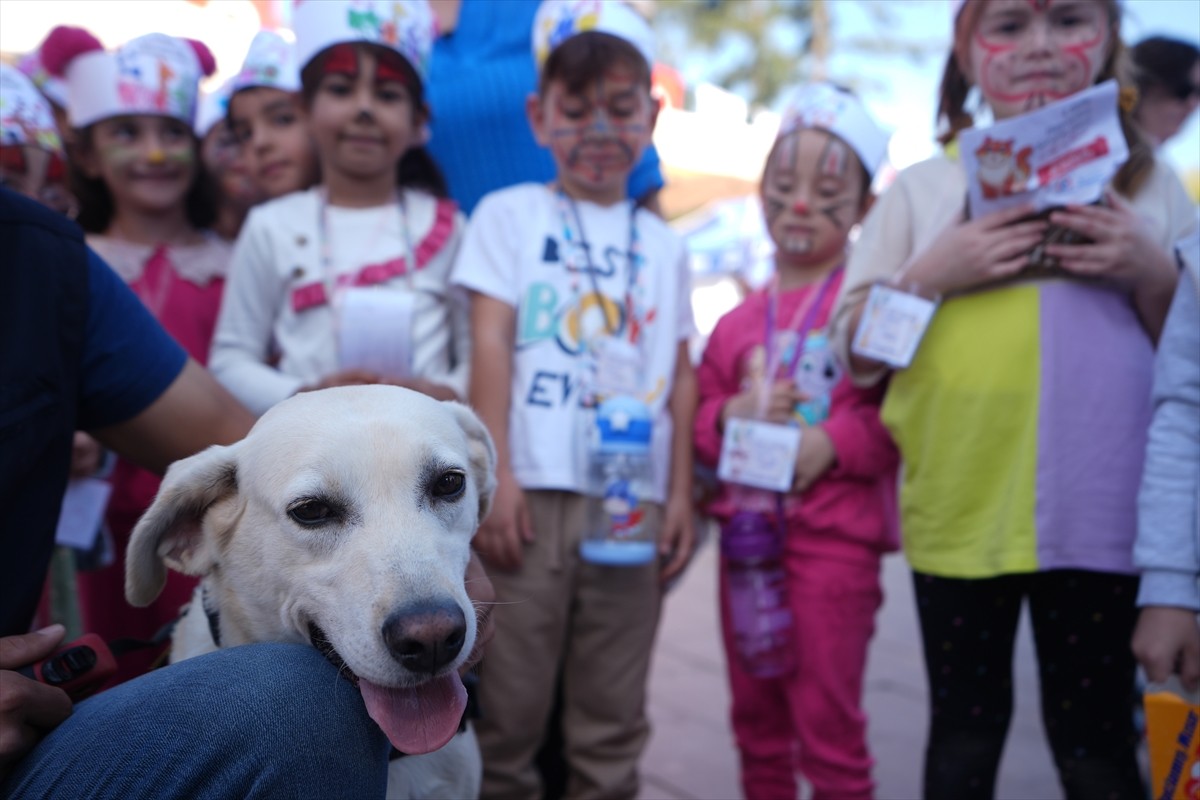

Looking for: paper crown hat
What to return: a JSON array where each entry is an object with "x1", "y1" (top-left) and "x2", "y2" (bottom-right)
[
  {"x1": 291, "y1": 0, "x2": 436, "y2": 81},
  {"x1": 532, "y1": 0, "x2": 655, "y2": 70},
  {"x1": 230, "y1": 29, "x2": 301, "y2": 96},
  {"x1": 0, "y1": 65, "x2": 65, "y2": 156},
  {"x1": 776, "y1": 83, "x2": 889, "y2": 178},
  {"x1": 16, "y1": 42, "x2": 69, "y2": 111},
  {"x1": 42, "y1": 28, "x2": 216, "y2": 129},
  {"x1": 194, "y1": 82, "x2": 231, "y2": 138}
]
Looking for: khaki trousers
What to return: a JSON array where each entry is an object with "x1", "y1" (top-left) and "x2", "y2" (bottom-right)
[{"x1": 476, "y1": 490, "x2": 663, "y2": 800}]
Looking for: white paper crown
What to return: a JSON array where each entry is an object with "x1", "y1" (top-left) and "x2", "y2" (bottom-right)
[
  {"x1": 231, "y1": 30, "x2": 301, "y2": 96},
  {"x1": 532, "y1": 0, "x2": 655, "y2": 70},
  {"x1": 777, "y1": 83, "x2": 889, "y2": 178},
  {"x1": 0, "y1": 65, "x2": 64, "y2": 155},
  {"x1": 195, "y1": 83, "x2": 231, "y2": 138},
  {"x1": 292, "y1": 0, "x2": 436, "y2": 81},
  {"x1": 17, "y1": 49, "x2": 69, "y2": 111},
  {"x1": 62, "y1": 34, "x2": 208, "y2": 128}
]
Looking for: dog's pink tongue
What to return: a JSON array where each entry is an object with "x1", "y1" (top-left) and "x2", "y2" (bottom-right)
[{"x1": 358, "y1": 673, "x2": 467, "y2": 755}]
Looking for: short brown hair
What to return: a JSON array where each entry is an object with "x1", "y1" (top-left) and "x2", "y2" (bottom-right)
[
  {"x1": 539, "y1": 32, "x2": 651, "y2": 97},
  {"x1": 936, "y1": 0, "x2": 1153, "y2": 197}
]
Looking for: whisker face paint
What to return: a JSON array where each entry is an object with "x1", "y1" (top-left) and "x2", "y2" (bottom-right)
[
  {"x1": 967, "y1": 0, "x2": 1109, "y2": 120},
  {"x1": 536, "y1": 64, "x2": 656, "y2": 204},
  {"x1": 760, "y1": 129, "x2": 865, "y2": 264}
]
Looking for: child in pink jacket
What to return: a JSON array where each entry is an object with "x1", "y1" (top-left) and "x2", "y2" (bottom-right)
[{"x1": 694, "y1": 84, "x2": 898, "y2": 800}]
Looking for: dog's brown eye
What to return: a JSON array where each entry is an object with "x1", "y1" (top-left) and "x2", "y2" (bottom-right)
[
  {"x1": 288, "y1": 499, "x2": 336, "y2": 525},
  {"x1": 432, "y1": 470, "x2": 466, "y2": 499}
]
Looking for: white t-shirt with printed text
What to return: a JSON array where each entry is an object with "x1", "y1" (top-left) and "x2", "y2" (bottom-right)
[{"x1": 452, "y1": 183, "x2": 694, "y2": 502}]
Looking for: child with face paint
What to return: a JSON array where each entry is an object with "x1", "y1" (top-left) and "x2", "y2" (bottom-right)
[
  {"x1": 451, "y1": 2, "x2": 696, "y2": 796},
  {"x1": 225, "y1": 30, "x2": 320, "y2": 201},
  {"x1": 195, "y1": 84, "x2": 261, "y2": 241},
  {"x1": 42, "y1": 27, "x2": 228, "y2": 687},
  {"x1": 829, "y1": 1, "x2": 1199, "y2": 797},
  {"x1": 0, "y1": 65, "x2": 75, "y2": 218},
  {"x1": 209, "y1": 0, "x2": 467, "y2": 416},
  {"x1": 694, "y1": 84, "x2": 898, "y2": 800}
]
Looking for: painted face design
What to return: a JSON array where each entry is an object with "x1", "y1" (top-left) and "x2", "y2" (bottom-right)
[
  {"x1": 229, "y1": 87, "x2": 317, "y2": 199},
  {"x1": 307, "y1": 46, "x2": 421, "y2": 183},
  {"x1": 760, "y1": 128, "x2": 863, "y2": 265},
  {"x1": 534, "y1": 64, "x2": 655, "y2": 204},
  {"x1": 89, "y1": 115, "x2": 197, "y2": 215},
  {"x1": 967, "y1": 0, "x2": 1109, "y2": 118}
]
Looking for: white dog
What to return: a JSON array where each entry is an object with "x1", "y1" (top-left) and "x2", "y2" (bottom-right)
[{"x1": 125, "y1": 385, "x2": 496, "y2": 799}]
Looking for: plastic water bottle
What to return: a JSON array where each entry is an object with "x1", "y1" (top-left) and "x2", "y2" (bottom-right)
[
  {"x1": 581, "y1": 396, "x2": 657, "y2": 566},
  {"x1": 721, "y1": 491, "x2": 795, "y2": 678}
]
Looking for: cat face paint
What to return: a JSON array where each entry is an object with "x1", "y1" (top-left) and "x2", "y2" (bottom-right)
[
  {"x1": 530, "y1": 64, "x2": 656, "y2": 204},
  {"x1": 966, "y1": 0, "x2": 1110, "y2": 119},
  {"x1": 88, "y1": 115, "x2": 197, "y2": 216},
  {"x1": 760, "y1": 128, "x2": 864, "y2": 265}
]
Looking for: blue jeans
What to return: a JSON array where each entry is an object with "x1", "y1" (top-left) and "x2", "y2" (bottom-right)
[{"x1": 3, "y1": 642, "x2": 391, "y2": 799}]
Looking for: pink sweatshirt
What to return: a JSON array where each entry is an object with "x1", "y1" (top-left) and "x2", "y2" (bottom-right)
[{"x1": 695, "y1": 273, "x2": 899, "y2": 563}]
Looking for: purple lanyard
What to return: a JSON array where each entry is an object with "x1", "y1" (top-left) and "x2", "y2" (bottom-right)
[{"x1": 763, "y1": 265, "x2": 842, "y2": 382}]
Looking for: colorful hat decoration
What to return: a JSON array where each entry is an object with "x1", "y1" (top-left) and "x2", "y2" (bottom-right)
[
  {"x1": 291, "y1": 0, "x2": 437, "y2": 81},
  {"x1": 16, "y1": 38, "x2": 70, "y2": 110},
  {"x1": 776, "y1": 83, "x2": 890, "y2": 178},
  {"x1": 0, "y1": 65, "x2": 65, "y2": 155},
  {"x1": 230, "y1": 29, "x2": 301, "y2": 96},
  {"x1": 532, "y1": 0, "x2": 655, "y2": 70},
  {"x1": 194, "y1": 83, "x2": 231, "y2": 139},
  {"x1": 42, "y1": 28, "x2": 216, "y2": 129}
]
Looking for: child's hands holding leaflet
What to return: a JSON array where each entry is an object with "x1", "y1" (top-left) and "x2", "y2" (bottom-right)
[
  {"x1": 1131, "y1": 607, "x2": 1200, "y2": 692},
  {"x1": 900, "y1": 204, "x2": 1048, "y2": 296},
  {"x1": 1045, "y1": 190, "x2": 1178, "y2": 340}
]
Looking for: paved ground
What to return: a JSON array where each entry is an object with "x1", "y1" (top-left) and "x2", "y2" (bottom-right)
[{"x1": 637, "y1": 532, "x2": 1063, "y2": 800}]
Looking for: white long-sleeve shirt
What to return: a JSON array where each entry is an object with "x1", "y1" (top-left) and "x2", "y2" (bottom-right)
[{"x1": 210, "y1": 188, "x2": 469, "y2": 416}]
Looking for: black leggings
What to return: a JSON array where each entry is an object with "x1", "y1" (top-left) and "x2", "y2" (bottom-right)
[{"x1": 912, "y1": 570, "x2": 1144, "y2": 800}]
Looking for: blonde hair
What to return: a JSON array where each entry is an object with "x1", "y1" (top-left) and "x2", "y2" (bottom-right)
[{"x1": 935, "y1": 0, "x2": 1154, "y2": 196}]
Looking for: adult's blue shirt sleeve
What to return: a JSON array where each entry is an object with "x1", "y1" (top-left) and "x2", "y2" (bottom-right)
[{"x1": 77, "y1": 249, "x2": 187, "y2": 431}]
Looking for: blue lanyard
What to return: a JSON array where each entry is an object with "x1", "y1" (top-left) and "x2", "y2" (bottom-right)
[{"x1": 555, "y1": 188, "x2": 641, "y2": 337}]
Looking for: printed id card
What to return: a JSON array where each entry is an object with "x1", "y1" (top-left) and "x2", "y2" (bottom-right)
[
  {"x1": 591, "y1": 338, "x2": 643, "y2": 399},
  {"x1": 851, "y1": 283, "x2": 937, "y2": 369},
  {"x1": 336, "y1": 288, "x2": 415, "y2": 379},
  {"x1": 717, "y1": 418, "x2": 801, "y2": 493}
]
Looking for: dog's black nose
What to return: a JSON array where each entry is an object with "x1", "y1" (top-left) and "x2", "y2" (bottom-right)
[{"x1": 382, "y1": 602, "x2": 467, "y2": 674}]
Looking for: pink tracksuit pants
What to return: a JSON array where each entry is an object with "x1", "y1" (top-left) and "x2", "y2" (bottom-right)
[{"x1": 719, "y1": 547, "x2": 883, "y2": 800}]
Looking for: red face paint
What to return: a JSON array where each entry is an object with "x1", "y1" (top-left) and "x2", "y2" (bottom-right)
[
  {"x1": 321, "y1": 45, "x2": 359, "y2": 77},
  {"x1": 968, "y1": 0, "x2": 1108, "y2": 118}
]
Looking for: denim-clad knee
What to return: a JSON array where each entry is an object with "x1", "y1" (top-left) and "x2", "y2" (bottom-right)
[{"x1": 3, "y1": 642, "x2": 391, "y2": 800}]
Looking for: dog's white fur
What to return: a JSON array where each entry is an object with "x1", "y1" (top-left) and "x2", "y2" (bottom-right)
[{"x1": 125, "y1": 385, "x2": 497, "y2": 799}]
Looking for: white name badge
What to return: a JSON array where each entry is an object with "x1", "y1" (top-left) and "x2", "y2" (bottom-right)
[
  {"x1": 592, "y1": 338, "x2": 644, "y2": 399},
  {"x1": 851, "y1": 283, "x2": 938, "y2": 369},
  {"x1": 336, "y1": 288, "x2": 415, "y2": 379},
  {"x1": 717, "y1": 418, "x2": 801, "y2": 493}
]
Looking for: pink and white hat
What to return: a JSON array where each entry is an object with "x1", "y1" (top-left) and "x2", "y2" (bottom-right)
[
  {"x1": 0, "y1": 65, "x2": 64, "y2": 156},
  {"x1": 291, "y1": 0, "x2": 436, "y2": 80},
  {"x1": 16, "y1": 42, "x2": 69, "y2": 111},
  {"x1": 532, "y1": 0, "x2": 655, "y2": 70},
  {"x1": 777, "y1": 83, "x2": 889, "y2": 178},
  {"x1": 42, "y1": 28, "x2": 216, "y2": 129},
  {"x1": 230, "y1": 29, "x2": 301, "y2": 96}
]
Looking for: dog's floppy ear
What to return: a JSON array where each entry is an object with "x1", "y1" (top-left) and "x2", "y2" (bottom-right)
[
  {"x1": 446, "y1": 402, "x2": 497, "y2": 524},
  {"x1": 125, "y1": 442, "x2": 240, "y2": 607}
]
